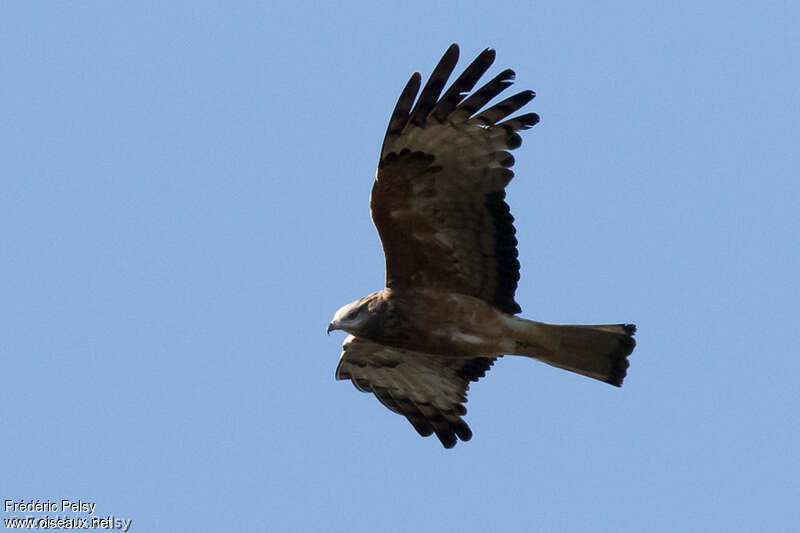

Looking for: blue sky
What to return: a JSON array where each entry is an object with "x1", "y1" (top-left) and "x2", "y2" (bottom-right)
[{"x1": 2, "y1": 2, "x2": 798, "y2": 531}]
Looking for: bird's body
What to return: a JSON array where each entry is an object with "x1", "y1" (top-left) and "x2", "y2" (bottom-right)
[
  {"x1": 329, "y1": 44, "x2": 636, "y2": 448},
  {"x1": 335, "y1": 288, "x2": 516, "y2": 356}
]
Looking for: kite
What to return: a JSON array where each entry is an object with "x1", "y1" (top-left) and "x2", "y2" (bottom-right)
[{"x1": 328, "y1": 44, "x2": 636, "y2": 448}]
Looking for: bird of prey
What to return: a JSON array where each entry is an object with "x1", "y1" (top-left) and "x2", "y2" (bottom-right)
[{"x1": 328, "y1": 44, "x2": 636, "y2": 448}]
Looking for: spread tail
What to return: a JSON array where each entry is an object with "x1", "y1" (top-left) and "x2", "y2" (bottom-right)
[{"x1": 510, "y1": 320, "x2": 637, "y2": 386}]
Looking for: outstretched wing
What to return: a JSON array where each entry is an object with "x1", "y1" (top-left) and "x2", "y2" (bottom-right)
[
  {"x1": 335, "y1": 335, "x2": 497, "y2": 448},
  {"x1": 371, "y1": 44, "x2": 539, "y2": 314}
]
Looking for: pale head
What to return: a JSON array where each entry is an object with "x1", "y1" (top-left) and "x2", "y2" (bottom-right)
[{"x1": 327, "y1": 296, "x2": 375, "y2": 335}]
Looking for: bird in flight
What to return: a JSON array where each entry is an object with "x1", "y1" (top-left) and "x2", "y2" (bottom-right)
[{"x1": 328, "y1": 44, "x2": 636, "y2": 448}]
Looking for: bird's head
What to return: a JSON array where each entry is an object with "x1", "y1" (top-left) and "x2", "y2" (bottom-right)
[{"x1": 327, "y1": 294, "x2": 379, "y2": 335}]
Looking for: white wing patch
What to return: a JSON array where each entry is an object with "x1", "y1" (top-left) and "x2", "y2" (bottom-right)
[{"x1": 453, "y1": 332, "x2": 483, "y2": 344}]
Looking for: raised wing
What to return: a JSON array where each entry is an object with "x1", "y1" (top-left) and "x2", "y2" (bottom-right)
[
  {"x1": 335, "y1": 335, "x2": 497, "y2": 448},
  {"x1": 370, "y1": 44, "x2": 539, "y2": 314}
]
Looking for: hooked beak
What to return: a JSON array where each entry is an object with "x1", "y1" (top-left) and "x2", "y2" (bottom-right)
[{"x1": 326, "y1": 322, "x2": 335, "y2": 335}]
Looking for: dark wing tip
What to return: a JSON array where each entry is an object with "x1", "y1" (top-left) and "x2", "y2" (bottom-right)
[
  {"x1": 475, "y1": 89, "x2": 537, "y2": 127},
  {"x1": 433, "y1": 416, "x2": 473, "y2": 447},
  {"x1": 506, "y1": 131, "x2": 522, "y2": 149},
  {"x1": 438, "y1": 431, "x2": 458, "y2": 449},
  {"x1": 407, "y1": 44, "x2": 460, "y2": 126},
  {"x1": 501, "y1": 112, "x2": 540, "y2": 130},
  {"x1": 429, "y1": 46, "x2": 498, "y2": 123},
  {"x1": 453, "y1": 419, "x2": 473, "y2": 441},
  {"x1": 381, "y1": 72, "x2": 423, "y2": 148},
  {"x1": 455, "y1": 68, "x2": 516, "y2": 118}
]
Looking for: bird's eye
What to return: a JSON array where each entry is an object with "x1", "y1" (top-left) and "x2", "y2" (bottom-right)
[{"x1": 347, "y1": 310, "x2": 358, "y2": 319}]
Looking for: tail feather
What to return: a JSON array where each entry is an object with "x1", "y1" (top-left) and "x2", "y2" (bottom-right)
[{"x1": 512, "y1": 322, "x2": 636, "y2": 386}]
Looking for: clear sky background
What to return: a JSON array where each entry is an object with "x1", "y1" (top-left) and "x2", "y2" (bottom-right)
[{"x1": 2, "y1": 2, "x2": 798, "y2": 531}]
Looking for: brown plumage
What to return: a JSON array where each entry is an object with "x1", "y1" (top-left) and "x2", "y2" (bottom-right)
[{"x1": 329, "y1": 44, "x2": 636, "y2": 448}]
